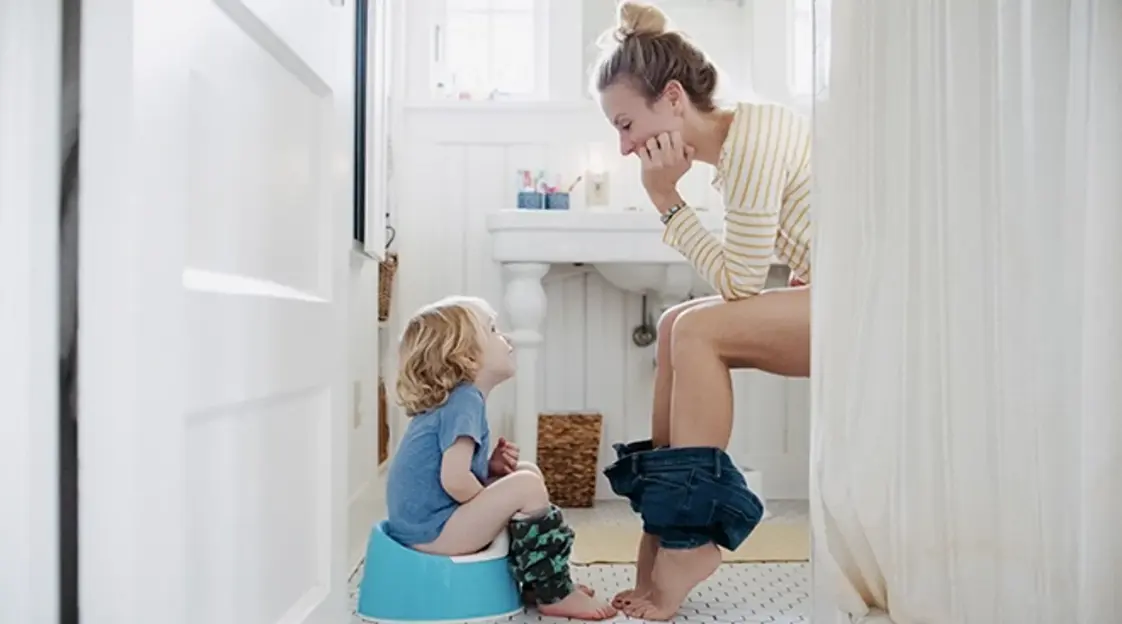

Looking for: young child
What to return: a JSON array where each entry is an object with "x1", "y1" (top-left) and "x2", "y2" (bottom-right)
[{"x1": 383, "y1": 295, "x2": 616, "y2": 621}]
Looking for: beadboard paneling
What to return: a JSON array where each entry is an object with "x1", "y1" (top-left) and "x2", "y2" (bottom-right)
[{"x1": 388, "y1": 108, "x2": 810, "y2": 498}]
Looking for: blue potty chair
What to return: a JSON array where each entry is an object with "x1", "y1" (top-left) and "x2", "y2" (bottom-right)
[{"x1": 356, "y1": 520, "x2": 523, "y2": 623}]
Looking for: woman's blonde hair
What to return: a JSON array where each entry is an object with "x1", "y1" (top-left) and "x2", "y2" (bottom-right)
[
  {"x1": 591, "y1": 1, "x2": 719, "y2": 112},
  {"x1": 396, "y1": 295, "x2": 491, "y2": 416}
]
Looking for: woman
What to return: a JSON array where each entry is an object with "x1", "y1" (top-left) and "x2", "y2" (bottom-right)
[{"x1": 593, "y1": 1, "x2": 812, "y2": 620}]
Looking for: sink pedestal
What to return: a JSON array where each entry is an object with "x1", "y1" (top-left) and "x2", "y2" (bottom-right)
[{"x1": 500, "y1": 262, "x2": 549, "y2": 464}]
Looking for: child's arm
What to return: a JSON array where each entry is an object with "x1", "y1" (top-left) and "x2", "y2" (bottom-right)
[
  {"x1": 440, "y1": 437, "x2": 484, "y2": 503},
  {"x1": 435, "y1": 393, "x2": 488, "y2": 503}
]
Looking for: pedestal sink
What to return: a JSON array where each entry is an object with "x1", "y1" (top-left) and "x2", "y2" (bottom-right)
[{"x1": 486, "y1": 209, "x2": 786, "y2": 462}]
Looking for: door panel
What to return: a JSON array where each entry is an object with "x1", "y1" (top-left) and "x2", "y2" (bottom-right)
[
  {"x1": 185, "y1": 1, "x2": 349, "y2": 623},
  {"x1": 235, "y1": 0, "x2": 339, "y2": 80},
  {"x1": 80, "y1": 0, "x2": 352, "y2": 621}
]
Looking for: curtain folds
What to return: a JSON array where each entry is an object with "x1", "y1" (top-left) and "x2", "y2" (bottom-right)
[{"x1": 810, "y1": 1, "x2": 1121, "y2": 622}]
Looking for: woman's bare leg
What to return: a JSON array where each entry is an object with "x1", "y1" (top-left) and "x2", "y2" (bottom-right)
[
  {"x1": 627, "y1": 287, "x2": 810, "y2": 621},
  {"x1": 612, "y1": 296, "x2": 722, "y2": 609},
  {"x1": 671, "y1": 287, "x2": 811, "y2": 448},
  {"x1": 650, "y1": 295, "x2": 725, "y2": 446}
]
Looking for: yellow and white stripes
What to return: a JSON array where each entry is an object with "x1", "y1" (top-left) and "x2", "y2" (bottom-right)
[{"x1": 661, "y1": 103, "x2": 813, "y2": 300}]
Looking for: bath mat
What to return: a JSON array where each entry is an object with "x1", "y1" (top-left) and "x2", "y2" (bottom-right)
[{"x1": 571, "y1": 521, "x2": 809, "y2": 564}]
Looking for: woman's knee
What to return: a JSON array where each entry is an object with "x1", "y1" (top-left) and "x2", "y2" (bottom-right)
[
  {"x1": 657, "y1": 302, "x2": 687, "y2": 338},
  {"x1": 670, "y1": 289, "x2": 810, "y2": 373},
  {"x1": 671, "y1": 305, "x2": 717, "y2": 344},
  {"x1": 658, "y1": 297, "x2": 717, "y2": 350}
]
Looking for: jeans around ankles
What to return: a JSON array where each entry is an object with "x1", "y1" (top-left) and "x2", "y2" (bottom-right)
[
  {"x1": 604, "y1": 439, "x2": 662, "y2": 514},
  {"x1": 603, "y1": 439, "x2": 764, "y2": 551}
]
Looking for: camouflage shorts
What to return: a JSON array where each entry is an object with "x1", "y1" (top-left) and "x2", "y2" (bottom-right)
[{"x1": 507, "y1": 504, "x2": 575, "y2": 605}]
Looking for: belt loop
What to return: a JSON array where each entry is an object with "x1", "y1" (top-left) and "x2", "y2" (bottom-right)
[{"x1": 713, "y1": 448, "x2": 721, "y2": 478}]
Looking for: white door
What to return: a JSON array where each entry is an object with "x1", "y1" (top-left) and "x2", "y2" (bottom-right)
[{"x1": 80, "y1": 0, "x2": 354, "y2": 623}]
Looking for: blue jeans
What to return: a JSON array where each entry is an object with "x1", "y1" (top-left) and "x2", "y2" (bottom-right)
[{"x1": 603, "y1": 439, "x2": 764, "y2": 550}]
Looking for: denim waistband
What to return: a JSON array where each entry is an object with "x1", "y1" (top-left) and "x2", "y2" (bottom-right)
[{"x1": 622, "y1": 445, "x2": 738, "y2": 479}]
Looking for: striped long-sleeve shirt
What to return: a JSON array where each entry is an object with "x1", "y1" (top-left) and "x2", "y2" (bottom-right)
[{"x1": 662, "y1": 102, "x2": 812, "y2": 300}]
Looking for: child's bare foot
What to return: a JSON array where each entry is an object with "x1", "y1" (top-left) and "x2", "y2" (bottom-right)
[
  {"x1": 622, "y1": 542, "x2": 721, "y2": 621},
  {"x1": 612, "y1": 531, "x2": 659, "y2": 608},
  {"x1": 538, "y1": 589, "x2": 617, "y2": 621},
  {"x1": 522, "y1": 583, "x2": 594, "y2": 605}
]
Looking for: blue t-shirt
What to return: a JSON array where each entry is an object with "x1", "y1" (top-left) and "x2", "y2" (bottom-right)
[{"x1": 384, "y1": 383, "x2": 491, "y2": 546}]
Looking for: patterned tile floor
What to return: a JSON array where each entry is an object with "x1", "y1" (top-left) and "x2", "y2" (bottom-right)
[{"x1": 350, "y1": 500, "x2": 809, "y2": 623}]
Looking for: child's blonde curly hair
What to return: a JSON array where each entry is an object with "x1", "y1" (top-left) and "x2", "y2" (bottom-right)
[{"x1": 396, "y1": 295, "x2": 491, "y2": 415}]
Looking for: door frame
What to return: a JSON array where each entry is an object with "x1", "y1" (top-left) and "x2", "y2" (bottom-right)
[{"x1": 0, "y1": 0, "x2": 62, "y2": 622}]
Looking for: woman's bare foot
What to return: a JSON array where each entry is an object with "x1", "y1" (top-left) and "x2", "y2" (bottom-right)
[
  {"x1": 622, "y1": 542, "x2": 721, "y2": 621},
  {"x1": 522, "y1": 583, "x2": 594, "y2": 605},
  {"x1": 611, "y1": 531, "x2": 659, "y2": 608},
  {"x1": 537, "y1": 589, "x2": 617, "y2": 621}
]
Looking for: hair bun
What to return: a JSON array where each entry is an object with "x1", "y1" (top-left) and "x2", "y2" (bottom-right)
[{"x1": 616, "y1": 1, "x2": 668, "y2": 38}]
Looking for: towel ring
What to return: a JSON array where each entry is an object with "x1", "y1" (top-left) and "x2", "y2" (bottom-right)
[{"x1": 385, "y1": 222, "x2": 396, "y2": 251}]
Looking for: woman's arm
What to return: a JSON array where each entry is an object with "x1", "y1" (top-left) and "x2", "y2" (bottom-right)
[
  {"x1": 661, "y1": 201, "x2": 777, "y2": 301},
  {"x1": 662, "y1": 105, "x2": 810, "y2": 301},
  {"x1": 440, "y1": 437, "x2": 485, "y2": 503}
]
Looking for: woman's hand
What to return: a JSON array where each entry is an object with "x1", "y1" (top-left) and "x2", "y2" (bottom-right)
[
  {"x1": 638, "y1": 131, "x2": 695, "y2": 213},
  {"x1": 487, "y1": 437, "x2": 520, "y2": 478}
]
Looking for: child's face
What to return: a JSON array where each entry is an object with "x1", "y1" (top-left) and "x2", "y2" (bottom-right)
[{"x1": 470, "y1": 303, "x2": 515, "y2": 382}]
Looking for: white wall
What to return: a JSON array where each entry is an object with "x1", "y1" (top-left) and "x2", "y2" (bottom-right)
[
  {"x1": 384, "y1": 0, "x2": 813, "y2": 499},
  {"x1": 348, "y1": 0, "x2": 396, "y2": 568},
  {"x1": 348, "y1": 255, "x2": 385, "y2": 566}
]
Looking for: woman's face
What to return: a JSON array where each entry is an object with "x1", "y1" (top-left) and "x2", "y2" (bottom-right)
[{"x1": 599, "y1": 81, "x2": 685, "y2": 156}]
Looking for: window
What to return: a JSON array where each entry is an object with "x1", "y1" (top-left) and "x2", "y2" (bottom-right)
[
  {"x1": 789, "y1": 0, "x2": 831, "y2": 98},
  {"x1": 432, "y1": 0, "x2": 544, "y2": 101}
]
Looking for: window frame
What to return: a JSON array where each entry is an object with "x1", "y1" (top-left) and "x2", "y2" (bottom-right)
[
  {"x1": 787, "y1": 0, "x2": 830, "y2": 105},
  {"x1": 426, "y1": 0, "x2": 550, "y2": 103}
]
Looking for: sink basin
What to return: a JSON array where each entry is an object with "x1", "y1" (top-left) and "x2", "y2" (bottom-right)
[
  {"x1": 486, "y1": 209, "x2": 724, "y2": 264},
  {"x1": 485, "y1": 209, "x2": 726, "y2": 296},
  {"x1": 594, "y1": 262, "x2": 708, "y2": 299}
]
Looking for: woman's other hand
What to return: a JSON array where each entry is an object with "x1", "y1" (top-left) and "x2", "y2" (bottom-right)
[{"x1": 638, "y1": 131, "x2": 694, "y2": 213}]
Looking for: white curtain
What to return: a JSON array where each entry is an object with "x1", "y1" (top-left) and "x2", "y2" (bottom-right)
[{"x1": 810, "y1": 1, "x2": 1121, "y2": 623}]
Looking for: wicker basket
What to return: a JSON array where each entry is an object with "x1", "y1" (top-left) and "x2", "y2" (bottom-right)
[
  {"x1": 536, "y1": 411, "x2": 603, "y2": 508},
  {"x1": 377, "y1": 377, "x2": 389, "y2": 465},
  {"x1": 378, "y1": 252, "x2": 398, "y2": 322}
]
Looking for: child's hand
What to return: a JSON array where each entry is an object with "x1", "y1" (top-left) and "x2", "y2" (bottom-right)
[{"x1": 488, "y1": 437, "x2": 520, "y2": 478}]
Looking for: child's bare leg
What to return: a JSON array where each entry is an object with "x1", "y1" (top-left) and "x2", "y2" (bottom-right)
[
  {"x1": 513, "y1": 461, "x2": 542, "y2": 477},
  {"x1": 507, "y1": 506, "x2": 616, "y2": 620},
  {"x1": 418, "y1": 472, "x2": 612, "y2": 619},
  {"x1": 502, "y1": 461, "x2": 596, "y2": 601},
  {"x1": 414, "y1": 471, "x2": 550, "y2": 556}
]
